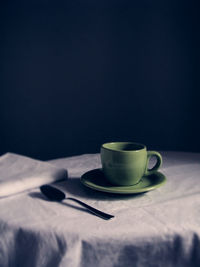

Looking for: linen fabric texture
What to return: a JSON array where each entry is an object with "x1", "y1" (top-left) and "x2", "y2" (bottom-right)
[{"x1": 0, "y1": 152, "x2": 200, "y2": 267}]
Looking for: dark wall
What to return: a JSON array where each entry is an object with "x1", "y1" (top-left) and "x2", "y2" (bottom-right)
[{"x1": 1, "y1": 1, "x2": 199, "y2": 160}]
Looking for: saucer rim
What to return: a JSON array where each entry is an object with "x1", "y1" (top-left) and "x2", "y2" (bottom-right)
[{"x1": 80, "y1": 168, "x2": 166, "y2": 194}]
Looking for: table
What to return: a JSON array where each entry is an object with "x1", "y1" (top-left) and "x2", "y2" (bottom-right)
[{"x1": 0, "y1": 151, "x2": 200, "y2": 267}]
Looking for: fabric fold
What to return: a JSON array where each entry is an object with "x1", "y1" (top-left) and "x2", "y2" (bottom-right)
[{"x1": 0, "y1": 153, "x2": 67, "y2": 198}]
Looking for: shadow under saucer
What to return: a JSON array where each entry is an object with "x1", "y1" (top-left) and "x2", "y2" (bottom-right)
[{"x1": 56, "y1": 177, "x2": 147, "y2": 201}]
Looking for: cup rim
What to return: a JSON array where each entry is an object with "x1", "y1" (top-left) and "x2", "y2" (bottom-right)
[{"x1": 101, "y1": 142, "x2": 146, "y2": 152}]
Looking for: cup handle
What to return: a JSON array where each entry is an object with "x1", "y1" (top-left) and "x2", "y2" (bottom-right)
[{"x1": 145, "y1": 151, "x2": 162, "y2": 175}]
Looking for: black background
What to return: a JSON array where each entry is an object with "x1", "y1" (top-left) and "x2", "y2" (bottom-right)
[{"x1": 1, "y1": 0, "x2": 199, "y2": 160}]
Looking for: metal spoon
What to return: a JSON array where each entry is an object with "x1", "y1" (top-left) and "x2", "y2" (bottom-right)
[{"x1": 40, "y1": 185, "x2": 114, "y2": 220}]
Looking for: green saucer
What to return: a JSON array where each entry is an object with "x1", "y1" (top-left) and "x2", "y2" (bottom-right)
[{"x1": 81, "y1": 169, "x2": 166, "y2": 194}]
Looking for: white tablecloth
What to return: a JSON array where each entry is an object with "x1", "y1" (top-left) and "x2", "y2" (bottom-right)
[{"x1": 0, "y1": 151, "x2": 200, "y2": 267}]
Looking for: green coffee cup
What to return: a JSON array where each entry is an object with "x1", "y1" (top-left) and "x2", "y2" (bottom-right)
[{"x1": 100, "y1": 142, "x2": 162, "y2": 186}]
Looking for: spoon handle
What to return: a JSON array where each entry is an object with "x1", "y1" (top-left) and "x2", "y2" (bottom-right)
[{"x1": 67, "y1": 197, "x2": 114, "y2": 220}]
